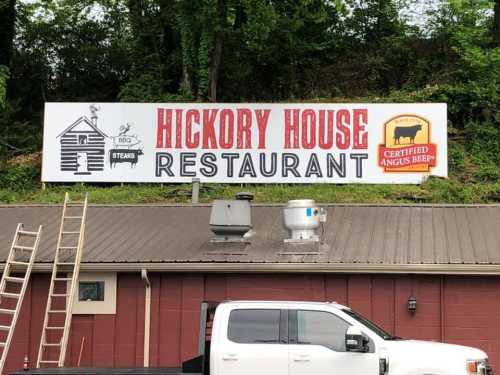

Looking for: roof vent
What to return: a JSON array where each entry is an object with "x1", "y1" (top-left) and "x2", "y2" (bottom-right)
[
  {"x1": 210, "y1": 194, "x2": 253, "y2": 243},
  {"x1": 282, "y1": 199, "x2": 326, "y2": 243}
]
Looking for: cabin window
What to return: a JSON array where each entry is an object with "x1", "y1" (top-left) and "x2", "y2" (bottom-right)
[
  {"x1": 70, "y1": 272, "x2": 117, "y2": 314},
  {"x1": 78, "y1": 135, "x2": 87, "y2": 144}
]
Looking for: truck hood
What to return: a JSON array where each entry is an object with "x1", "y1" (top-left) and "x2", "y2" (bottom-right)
[
  {"x1": 381, "y1": 339, "x2": 488, "y2": 375},
  {"x1": 385, "y1": 339, "x2": 487, "y2": 359}
]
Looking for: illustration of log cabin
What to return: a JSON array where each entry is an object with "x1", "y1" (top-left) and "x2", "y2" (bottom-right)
[{"x1": 57, "y1": 107, "x2": 108, "y2": 175}]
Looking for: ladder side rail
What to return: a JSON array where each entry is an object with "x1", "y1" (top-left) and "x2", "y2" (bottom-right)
[
  {"x1": 57, "y1": 193, "x2": 87, "y2": 366},
  {"x1": 0, "y1": 223, "x2": 22, "y2": 371},
  {"x1": 0, "y1": 225, "x2": 43, "y2": 373},
  {"x1": 37, "y1": 193, "x2": 69, "y2": 368},
  {"x1": 0, "y1": 224, "x2": 22, "y2": 298}
]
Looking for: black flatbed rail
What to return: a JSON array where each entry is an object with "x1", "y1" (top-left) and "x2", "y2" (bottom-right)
[
  {"x1": 11, "y1": 368, "x2": 199, "y2": 375},
  {"x1": 12, "y1": 303, "x2": 216, "y2": 375}
]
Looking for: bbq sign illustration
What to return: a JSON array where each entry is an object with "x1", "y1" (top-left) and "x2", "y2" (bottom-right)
[
  {"x1": 378, "y1": 115, "x2": 437, "y2": 173},
  {"x1": 109, "y1": 124, "x2": 143, "y2": 168},
  {"x1": 43, "y1": 103, "x2": 447, "y2": 183}
]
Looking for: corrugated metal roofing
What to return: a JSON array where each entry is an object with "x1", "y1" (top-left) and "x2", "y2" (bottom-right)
[{"x1": 0, "y1": 204, "x2": 498, "y2": 266}]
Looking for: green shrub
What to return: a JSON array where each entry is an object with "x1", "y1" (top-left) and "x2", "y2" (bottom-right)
[{"x1": 0, "y1": 163, "x2": 40, "y2": 190}]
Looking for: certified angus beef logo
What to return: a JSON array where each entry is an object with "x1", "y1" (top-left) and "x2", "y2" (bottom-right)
[{"x1": 378, "y1": 115, "x2": 437, "y2": 172}]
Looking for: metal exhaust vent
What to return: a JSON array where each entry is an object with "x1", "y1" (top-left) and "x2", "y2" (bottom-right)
[
  {"x1": 209, "y1": 193, "x2": 254, "y2": 243},
  {"x1": 282, "y1": 199, "x2": 326, "y2": 243}
]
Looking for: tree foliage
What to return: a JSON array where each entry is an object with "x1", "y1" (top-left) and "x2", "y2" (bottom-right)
[{"x1": 0, "y1": 0, "x2": 498, "y2": 184}]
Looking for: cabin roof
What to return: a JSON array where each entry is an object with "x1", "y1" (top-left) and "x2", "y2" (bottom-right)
[{"x1": 56, "y1": 116, "x2": 108, "y2": 138}]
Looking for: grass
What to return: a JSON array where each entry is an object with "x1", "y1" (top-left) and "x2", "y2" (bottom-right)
[{"x1": 0, "y1": 177, "x2": 498, "y2": 205}]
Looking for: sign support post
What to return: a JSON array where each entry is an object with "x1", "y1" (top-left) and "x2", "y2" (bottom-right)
[{"x1": 192, "y1": 178, "x2": 200, "y2": 204}]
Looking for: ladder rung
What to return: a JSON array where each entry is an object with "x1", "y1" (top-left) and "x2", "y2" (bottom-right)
[
  {"x1": 4, "y1": 276, "x2": 25, "y2": 283},
  {"x1": 51, "y1": 293, "x2": 70, "y2": 297},
  {"x1": 42, "y1": 342, "x2": 61, "y2": 347},
  {"x1": 0, "y1": 292, "x2": 20, "y2": 299},
  {"x1": 59, "y1": 246, "x2": 77, "y2": 250},
  {"x1": 45, "y1": 326, "x2": 64, "y2": 330},
  {"x1": 0, "y1": 342, "x2": 5, "y2": 347},
  {"x1": 10, "y1": 261, "x2": 29, "y2": 266},
  {"x1": 0, "y1": 325, "x2": 11, "y2": 331},
  {"x1": 61, "y1": 231, "x2": 80, "y2": 235},
  {"x1": 0, "y1": 308, "x2": 16, "y2": 315},
  {"x1": 54, "y1": 277, "x2": 72, "y2": 281},
  {"x1": 48, "y1": 310, "x2": 67, "y2": 314},
  {"x1": 39, "y1": 360, "x2": 59, "y2": 363},
  {"x1": 13, "y1": 245, "x2": 34, "y2": 251},
  {"x1": 64, "y1": 216, "x2": 83, "y2": 219},
  {"x1": 18, "y1": 230, "x2": 38, "y2": 237}
]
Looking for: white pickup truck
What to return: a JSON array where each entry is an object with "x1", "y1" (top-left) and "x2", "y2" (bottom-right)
[
  {"x1": 210, "y1": 301, "x2": 492, "y2": 375},
  {"x1": 16, "y1": 301, "x2": 492, "y2": 375}
]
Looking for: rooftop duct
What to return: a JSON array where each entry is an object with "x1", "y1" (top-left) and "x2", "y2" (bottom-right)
[
  {"x1": 282, "y1": 199, "x2": 326, "y2": 243},
  {"x1": 209, "y1": 193, "x2": 253, "y2": 243}
]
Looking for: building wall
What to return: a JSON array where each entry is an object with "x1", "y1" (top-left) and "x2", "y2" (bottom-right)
[{"x1": 4, "y1": 273, "x2": 500, "y2": 374}]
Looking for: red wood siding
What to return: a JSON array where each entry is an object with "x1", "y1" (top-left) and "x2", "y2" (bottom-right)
[{"x1": 3, "y1": 273, "x2": 500, "y2": 374}]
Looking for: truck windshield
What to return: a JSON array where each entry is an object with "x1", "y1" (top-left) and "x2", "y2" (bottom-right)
[{"x1": 342, "y1": 309, "x2": 402, "y2": 340}]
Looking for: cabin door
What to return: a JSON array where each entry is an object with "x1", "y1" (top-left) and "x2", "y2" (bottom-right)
[{"x1": 77, "y1": 152, "x2": 88, "y2": 173}]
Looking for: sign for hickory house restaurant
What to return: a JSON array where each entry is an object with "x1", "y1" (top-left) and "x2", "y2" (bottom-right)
[{"x1": 42, "y1": 103, "x2": 447, "y2": 183}]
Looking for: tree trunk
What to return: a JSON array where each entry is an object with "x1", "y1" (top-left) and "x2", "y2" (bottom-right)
[
  {"x1": 494, "y1": 0, "x2": 500, "y2": 45},
  {"x1": 178, "y1": 0, "x2": 198, "y2": 98},
  {"x1": 0, "y1": 0, "x2": 16, "y2": 67},
  {"x1": 208, "y1": 30, "x2": 223, "y2": 102},
  {"x1": 208, "y1": 0, "x2": 226, "y2": 102}
]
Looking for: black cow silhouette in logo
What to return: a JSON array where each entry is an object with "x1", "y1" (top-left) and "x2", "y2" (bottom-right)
[
  {"x1": 109, "y1": 148, "x2": 144, "y2": 168},
  {"x1": 393, "y1": 124, "x2": 422, "y2": 145}
]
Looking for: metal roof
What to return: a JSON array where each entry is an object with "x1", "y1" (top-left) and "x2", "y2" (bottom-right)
[{"x1": 0, "y1": 204, "x2": 499, "y2": 272}]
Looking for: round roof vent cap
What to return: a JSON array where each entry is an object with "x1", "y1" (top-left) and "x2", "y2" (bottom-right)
[
  {"x1": 286, "y1": 199, "x2": 316, "y2": 208},
  {"x1": 236, "y1": 192, "x2": 254, "y2": 201}
]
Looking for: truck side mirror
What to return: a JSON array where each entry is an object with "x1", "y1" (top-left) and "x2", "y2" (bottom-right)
[{"x1": 345, "y1": 326, "x2": 369, "y2": 352}]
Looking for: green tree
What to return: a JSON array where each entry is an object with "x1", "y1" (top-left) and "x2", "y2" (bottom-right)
[
  {"x1": 493, "y1": 0, "x2": 500, "y2": 44},
  {"x1": 0, "y1": 66, "x2": 8, "y2": 108},
  {"x1": 0, "y1": 0, "x2": 16, "y2": 67}
]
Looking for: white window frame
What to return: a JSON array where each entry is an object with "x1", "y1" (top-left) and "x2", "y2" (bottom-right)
[{"x1": 69, "y1": 272, "x2": 117, "y2": 314}]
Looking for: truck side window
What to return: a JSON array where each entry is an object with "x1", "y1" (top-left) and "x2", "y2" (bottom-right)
[
  {"x1": 228, "y1": 309, "x2": 281, "y2": 344},
  {"x1": 297, "y1": 310, "x2": 350, "y2": 351}
]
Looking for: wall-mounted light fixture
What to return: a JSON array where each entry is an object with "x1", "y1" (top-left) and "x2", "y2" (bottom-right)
[{"x1": 408, "y1": 296, "x2": 417, "y2": 313}]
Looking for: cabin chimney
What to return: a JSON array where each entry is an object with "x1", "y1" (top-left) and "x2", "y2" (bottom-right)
[{"x1": 90, "y1": 104, "x2": 99, "y2": 126}]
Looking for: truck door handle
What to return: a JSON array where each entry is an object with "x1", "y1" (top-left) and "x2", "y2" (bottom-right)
[
  {"x1": 293, "y1": 354, "x2": 311, "y2": 362},
  {"x1": 222, "y1": 353, "x2": 239, "y2": 361}
]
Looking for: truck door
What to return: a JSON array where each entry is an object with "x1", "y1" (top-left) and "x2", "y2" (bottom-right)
[
  {"x1": 214, "y1": 308, "x2": 288, "y2": 375},
  {"x1": 289, "y1": 310, "x2": 379, "y2": 375}
]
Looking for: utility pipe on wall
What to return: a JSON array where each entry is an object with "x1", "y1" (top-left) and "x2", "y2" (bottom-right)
[{"x1": 141, "y1": 269, "x2": 151, "y2": 367}]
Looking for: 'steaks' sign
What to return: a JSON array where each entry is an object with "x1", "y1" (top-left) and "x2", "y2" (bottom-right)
[{"x1": 42, "y1": 103, "x2": 447, "y2": 183}]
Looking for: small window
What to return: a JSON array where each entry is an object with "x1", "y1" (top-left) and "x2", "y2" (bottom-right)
[
  {"x1": 79, "y1": 281, "x2": 105, "y2": 301},
  {"x1": 228, "y1": 309, "x2": 281, "y2": 344},
  {"x1": 71, "y1": 273, "x2": 116, "y2": 314},
  {"x1": 78, "y1": 135, "x2": 87, "y2": 144},
  {"x1": 297, "y1": 310, "x2": 350, "y2": 351}
]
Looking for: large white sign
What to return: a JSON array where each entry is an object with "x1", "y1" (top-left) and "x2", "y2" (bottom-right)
[{"x1": 42, "y1": 103, "x2": 447, "y2": 183}]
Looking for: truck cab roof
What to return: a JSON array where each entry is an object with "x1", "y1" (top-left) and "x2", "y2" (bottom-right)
[{"x1": 219, "y1": 300, "x2": 349, "y2": 310}]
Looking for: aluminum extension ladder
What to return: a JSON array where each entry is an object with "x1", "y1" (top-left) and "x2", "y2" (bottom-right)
[
  {"x1": 37, "y1": 193, "x2": 88, "y2": 368},
  {"x1": 0, "y1": 224, "x2": 42, "y2": 374}
]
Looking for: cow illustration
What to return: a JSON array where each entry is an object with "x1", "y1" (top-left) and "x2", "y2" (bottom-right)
[
  {"x1": 109, "y1": 148, "x2": 144, "y2": 168},
  {"x1": 393, "y1": 125, "x2": 422, "y2": 145}
]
